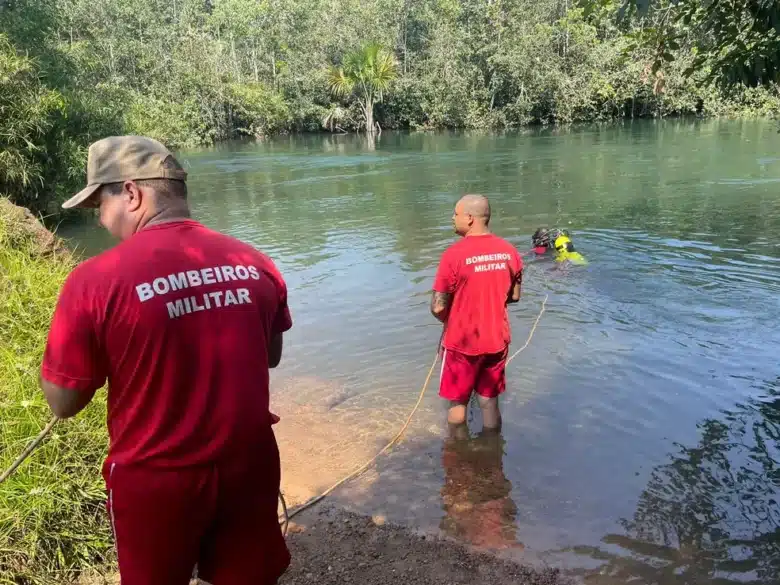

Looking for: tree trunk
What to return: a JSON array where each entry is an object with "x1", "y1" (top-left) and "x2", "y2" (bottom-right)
[
  {"x1": 271, "y1": 48, "x2": 277, "y2": 88},
  {"x1": 564, "y1": 0, "x2": 569, "y2": 59},
  {"x1": 108, "y1": 42, "x2": 115, "y2": 78},
  {"x1": 231, "y1": 34, "x2": 241, "y2": 82},
  {"x1": 364, "y1": 96, "x2": 375, "y2": 135}
]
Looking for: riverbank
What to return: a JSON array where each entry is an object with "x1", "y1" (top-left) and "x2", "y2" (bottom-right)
[
  {"x1": 279, "y1": 506, "x2": 568, "y2": 585},
  {"x1": 1, "y1": 198, "x2": 559, "y2": 584},
  {"x1": 77, "y1": 506, "x2": 569, "y2": 585},
  {"x1": 6, "y1": 0, "x2": 780, "y2": 217}
]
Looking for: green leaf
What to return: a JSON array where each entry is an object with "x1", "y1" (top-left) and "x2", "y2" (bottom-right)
[
  {"x1": 667, "y1": 40, "x2": 680, "y2": 51},
  {"x1": 582, "y1": 1, "x2": 595, "y2": 17},
  {"x1": 652, "y1": 60, "x2": 661, "y2": 74},
  {"x1": 662, "y1": 52, "x2": 675, "y2": 62}
]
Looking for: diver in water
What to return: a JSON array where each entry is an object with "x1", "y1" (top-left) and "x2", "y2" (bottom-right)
[{"x1": 531, "y1": 227, "x2": 587, "y2": 265}]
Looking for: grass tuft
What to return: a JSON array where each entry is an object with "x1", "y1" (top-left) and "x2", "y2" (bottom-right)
[{"x1": 0, "y1": 198, "x2": 114, "y2": 584}]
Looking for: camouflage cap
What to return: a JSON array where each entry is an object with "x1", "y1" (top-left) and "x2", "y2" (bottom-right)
[{"x1": 62, "y1": 135, "x2": 188, "y2": 209}]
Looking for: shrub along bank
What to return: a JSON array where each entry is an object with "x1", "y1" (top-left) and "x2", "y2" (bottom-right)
[{"x1": 0, "y1": 198, "x2": 113, "y2": 584}]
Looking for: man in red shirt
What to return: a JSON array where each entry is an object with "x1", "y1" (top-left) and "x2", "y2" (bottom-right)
[
  {"x1": 39, "y1": 136, "x2": 291, "y2": 585},
  {"x1": 431, "y1": 194, "x2": 523, "y2": 432}
]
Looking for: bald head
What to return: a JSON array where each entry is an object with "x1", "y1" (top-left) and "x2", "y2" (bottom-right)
[
  {"x1": 452, "y1": 194, "x2": 491, "y2": 236},
  {"x1": 458, "y1": 194, "x2": 491, "y2": 222}
]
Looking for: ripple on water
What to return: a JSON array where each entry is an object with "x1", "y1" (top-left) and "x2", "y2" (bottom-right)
[{"x1": 60, "y1": 123, "x2": 780, "y2": 583}]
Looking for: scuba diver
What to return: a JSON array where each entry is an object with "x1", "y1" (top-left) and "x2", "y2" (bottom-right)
[{"x1": 531, "y1": 227, "x2": 587, "y2": 265}]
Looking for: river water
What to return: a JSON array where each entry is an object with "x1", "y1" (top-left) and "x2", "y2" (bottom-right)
[{"x1": 59, "y1": 120, "x2": 780, "y2": 584}]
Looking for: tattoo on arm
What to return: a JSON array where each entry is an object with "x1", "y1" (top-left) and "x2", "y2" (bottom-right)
[{"x1": 431, "y1": 291, "x2": 452, "y2": 321}]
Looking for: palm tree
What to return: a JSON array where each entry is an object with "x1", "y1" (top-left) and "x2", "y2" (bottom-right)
[{"x1": 327, "y1": 43, "x2": 398, "y2": 134}]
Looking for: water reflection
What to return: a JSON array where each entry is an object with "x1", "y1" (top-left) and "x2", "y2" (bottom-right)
[
  {"x1": 55, "y1": 122, "x2": 780, "y2": 567},
  {"x1": 568, "y1": 378, "x2": 780, "y2": 584},
  {"x1": 440, "y1": 430, "x2": 524, "y2": 552}
]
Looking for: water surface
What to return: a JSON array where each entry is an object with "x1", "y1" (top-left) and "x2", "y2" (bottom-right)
[{"x1": 60, "y1": 121, "x2": 780, "y2": 584}]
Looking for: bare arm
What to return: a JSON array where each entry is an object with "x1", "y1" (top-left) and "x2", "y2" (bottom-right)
[
  {"x1": 269, "y1": 332, "x2": 283, "y2": 368},
  {"x1": 507, "y1": 270, "x2": 522, "y2": 304},
  {"x1": 39, "y1": 376, "x2": 97, "y2": 419},
  {"x1": 430, "y1": 291, "x2": 452, "y2": 322}
]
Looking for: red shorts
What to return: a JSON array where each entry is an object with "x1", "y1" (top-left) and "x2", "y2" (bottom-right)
[
  {"x1": 439, "y1": 346, "x2": 508, "y2": 403},
  {"x1": 104, "y1": 432, "x2": 290, "y2": 585}
]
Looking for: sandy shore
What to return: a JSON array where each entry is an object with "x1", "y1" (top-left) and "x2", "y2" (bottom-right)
[{"x1": 277, "y1": 506, "x2": 569, "y2": 585}]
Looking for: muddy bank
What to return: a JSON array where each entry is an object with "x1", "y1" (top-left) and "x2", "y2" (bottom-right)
[{"x1": 278, "y1": 506, "x2": 570, "y2": 585}]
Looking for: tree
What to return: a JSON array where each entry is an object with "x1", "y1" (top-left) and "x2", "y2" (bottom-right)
[
  {"x1": 583, "y1": 0, "x2": 780, "y2": 88},
  {"x1": 327, "y1": 42, "x2": 398, "y2": 134},
  {"x1": 0, "y1": 33, "x2": 64, "y2": 211}
]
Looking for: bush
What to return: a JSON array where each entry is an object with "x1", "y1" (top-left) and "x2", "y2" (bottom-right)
[
  {"x1": 0, "y1": 198, "x2": 113, "y2": 585},
  {"x1": 125, "y1": 94, "x2": 212, "y2": 149},
  {"x1": 227, "y1": 83, "x2": 292, "y2": 137}
]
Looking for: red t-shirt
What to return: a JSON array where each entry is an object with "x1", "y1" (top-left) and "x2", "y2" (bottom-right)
[
  {"x1": 41, "y1": 219, "x2": 292, "y2": 468},
  {"x1": 433, "y1": 234, "x2": 522, "y2": 356}
]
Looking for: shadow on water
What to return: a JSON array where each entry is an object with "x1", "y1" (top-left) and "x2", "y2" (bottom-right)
[
  {"x1": 559, "y1": 377, "x2": 780, "y2": 585},
  {"x1": 324, "y1": 375, "x2": 780, "y2": 585}
]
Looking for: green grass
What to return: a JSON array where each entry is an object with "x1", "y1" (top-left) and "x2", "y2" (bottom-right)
[{"x1": 0, "y1": 198, "x2": 114, "y2": 584}]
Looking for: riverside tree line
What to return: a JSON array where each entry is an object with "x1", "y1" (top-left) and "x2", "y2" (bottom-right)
[{"x1": 1, "y1": 0, "x2": 780, "y2": 214}]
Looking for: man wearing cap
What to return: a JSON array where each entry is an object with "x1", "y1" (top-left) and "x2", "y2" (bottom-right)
[{"x1": 39, "y1": 136, "x2": 292, "y2": 585}]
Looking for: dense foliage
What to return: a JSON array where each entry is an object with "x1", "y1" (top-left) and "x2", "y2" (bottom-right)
[
  {"x1": 596, "y1": 0, "x2": 780, "y2": 88},
  {"x1": 1, "y1": 0, "x2": 779, "y2": 213}
]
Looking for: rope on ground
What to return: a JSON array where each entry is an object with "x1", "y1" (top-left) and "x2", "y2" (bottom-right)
[
  {"x1": 0, "y1": 416, "x2": 59, "y2": 485},
  {"x1": 280, "y1": 280, "x2": 549, "y2": 532}
]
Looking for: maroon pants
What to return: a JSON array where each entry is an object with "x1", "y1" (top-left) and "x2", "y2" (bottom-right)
[{"x1": 104, "y1": 439, "x2": 290, "y2": 585}]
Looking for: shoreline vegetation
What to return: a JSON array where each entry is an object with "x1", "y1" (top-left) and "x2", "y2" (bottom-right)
[
  {"x1": 2, "y1": 0, "x2": 780, "y2": 217},
  {"x1": 0, "y1": 199, "x2": 114, "y2": 584}
]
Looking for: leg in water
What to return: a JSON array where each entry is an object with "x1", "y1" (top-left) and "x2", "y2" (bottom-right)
[{"x1": 476, "y1": 395, "x2": 502, "y2": 431}]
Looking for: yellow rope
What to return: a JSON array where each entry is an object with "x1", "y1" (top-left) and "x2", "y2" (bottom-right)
[
  {"x1": 507, "y1": 292, "x2": 548, "y2": 363},
  {"x1": 0, "y1": 274, "x2": 549, "y2": 541},
  {"x1": 0, "y1": 416, "x2": 59, "y2": 485},
  {"x1": 280, "y1": 285, "x2": 549, "y2": 530}
]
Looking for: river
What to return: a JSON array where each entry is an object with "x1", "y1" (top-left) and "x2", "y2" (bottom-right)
[{"x1": 59, "y1": 120, "x2": 780, "y2": 584}]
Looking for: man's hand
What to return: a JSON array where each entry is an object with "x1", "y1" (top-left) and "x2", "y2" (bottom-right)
[
  {"x1": 430, "y1": 291, "x2": 452, "y2": 322},
  {"x1": 39, "y1": 376, "x2": 96, "y2": 418}
]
